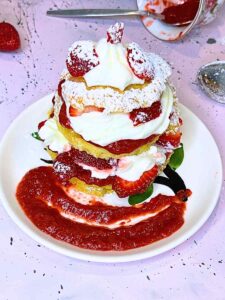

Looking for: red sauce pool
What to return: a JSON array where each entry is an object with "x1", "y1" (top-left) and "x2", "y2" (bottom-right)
[{"x1": 16, "y1": 166, "x2": 187, "y2": 251}]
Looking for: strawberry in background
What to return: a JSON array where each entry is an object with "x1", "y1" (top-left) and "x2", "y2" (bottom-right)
[{"x1": 0, "y1": 22, "x2": 20, "y2": 51}]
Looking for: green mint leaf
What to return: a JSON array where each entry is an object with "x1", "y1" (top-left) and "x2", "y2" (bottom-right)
[
  {"x1": 128, "y1": 184, "x2": 154, "y2": 205},
  {"x1": 31, "y1": 132, "x2": 42, "y2": 141},
  {"x1": 169, "y1": 143, "x2": 184, "y2": 170}
]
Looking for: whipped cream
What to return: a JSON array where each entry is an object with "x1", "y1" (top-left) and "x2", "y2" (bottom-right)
[
  {"x1": 39, "y1": 119, "x2": 70, "y2": 153},
  {"x1": 84, "y1": 38, "x2": 144, "y2": 90},
  {"x1": 67, "y1": 85, "x2": 173, "y2": 146},
  {"x1": 62, "y1": 50, "x2": 171, "y2": 113},
  {"x1": 80, "y1": 145, "x2": 166, "y2": 181}
]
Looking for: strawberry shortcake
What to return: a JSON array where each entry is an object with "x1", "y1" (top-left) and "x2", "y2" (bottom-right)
[
  {"x1": 38, "y1": 23, "x2": 182, "y2": 199},
  {"x1": 16, "y1": 23, "x2": 191, "y2": 251}
]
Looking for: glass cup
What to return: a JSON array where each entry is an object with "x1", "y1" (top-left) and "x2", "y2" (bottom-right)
[{"x1": 137, "y1": 0, "x2": 225, "y2": 41}]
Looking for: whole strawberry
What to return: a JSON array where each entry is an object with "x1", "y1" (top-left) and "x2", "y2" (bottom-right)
[{"x1": 0, "y1": 22, "x2": 21, "y2": 51}]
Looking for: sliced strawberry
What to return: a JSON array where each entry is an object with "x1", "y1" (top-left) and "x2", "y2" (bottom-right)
[
  {"x1": 93, "y1": 134, "x2": 158, "y2": 155},
  {"x1": 84, "y1": 106, "x2": 104, "y2": 113},
  {"x1": 157, "y1": 132, "x2": 182, "y2": 148},
  {"x1": 38, "y1": 120, "x2": 47, "y2": 130},
  {"x1": 129, "y1": 101, "x2": 161, "y2": 126},
  {"x1": 69, "y1": 106, "x2": 82, "y2": 117},
  {"x1": 127, "y1": 42, "x2": 154, "y2": 81},
  {"x1": 58, "y1": 79, "x2": 65, "y2": 97},
  {"x1": 69, "y1": 105, "x2": 104, "y2": 117},
  {"x1": 53, "y1": 148, "x2": 116, "y2": 185},
  {"x1": 54, "y1": 161, "x2": 113, "y2": 186},
  {"x1": 54, "y1": 148, "x2": 116, "y2": 173},
  {"x1": 59, "y1": 102, "x2": 72, "y2": 129},
  {"x1": 107, "y1": 22, "x2": 124, "y2": 44},
  {"x1": 179, "y1": 118, "x2": 183, "y2": 126},
  {"x1": 112, "y1": 165, "x2": 158, "y2": 198},
  {"x1": 66, "y1": 41, "x2": 99, "y2": 77},
  {"x1": 0, "y1": 22, "x2": 20, "y2": 51}
]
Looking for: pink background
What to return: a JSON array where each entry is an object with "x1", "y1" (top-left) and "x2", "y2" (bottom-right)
[{"x1": 0, "y1": 0, "x2": 225, "y2": 299}]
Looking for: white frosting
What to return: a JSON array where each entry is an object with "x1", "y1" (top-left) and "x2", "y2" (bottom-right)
[
  {"x1": 67, "y1": 85, "x2": 173, "y2": 146},
  {"x1": 79, "y1": 145, "x2": 166, "y2": 181},
  {"x1": 84, "y1": 38, "x2": 144, "y2": 90},
  {"x1": 39, "y1": 119, "x2": 70, "y2": 153}
]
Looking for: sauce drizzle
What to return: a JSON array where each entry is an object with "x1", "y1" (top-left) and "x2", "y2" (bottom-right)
[{"x1": 16, "y1": 166, "x2": 187, "y2": 251}]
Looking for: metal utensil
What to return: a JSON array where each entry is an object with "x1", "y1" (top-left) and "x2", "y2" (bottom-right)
[
  {"x1": 197, "y1": 61, "x2": 225, "y2": 104},
  {"x1": 46, "y1": 9, "x2": 190, "y2": 26}
]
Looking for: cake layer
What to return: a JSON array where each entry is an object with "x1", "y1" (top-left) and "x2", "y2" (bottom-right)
[
  {"x1": 65, "y1": 85, "x2": 173, "y2": 146},
  {"x1": 62, "y1": 41, "x2": 171, "y2": 113},
  {"x1": 52, "y1": 145, "x2": 172, "y2": 198}
]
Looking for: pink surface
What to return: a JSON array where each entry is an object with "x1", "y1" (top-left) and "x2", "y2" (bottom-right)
[{"x1": 0, "y1": 0, "x2": 225, "y2": 299}]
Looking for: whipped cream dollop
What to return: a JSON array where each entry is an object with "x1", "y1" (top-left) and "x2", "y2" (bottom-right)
[
  {"x1": 39, "y1": 119, "x2": 70, "y2": 153},
  {"x1": 66, "y1": 85, "x2": 174, "y2": 146},
  {"x1": 64, "y1": 23, "x2": 171, "y2": 112},
  {"x1": 84, "y1": 38, "x2": 144, "y2": 90}
]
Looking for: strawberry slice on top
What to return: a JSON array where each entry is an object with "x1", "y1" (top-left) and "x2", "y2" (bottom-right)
[
  {"x1": 66, "y1": 41, "x2": 99, "y2": 77},
  {"x1": 127, "y1": 42, "x2": 154, "y2": 82},
  {"x1": 157, "y1": 131, "x2": 182, "y2": 149},
  {"x1": 112, "y1": 165, "x2": 158, "y2": 198},
  {"x1": 69, "y1": 105, "x2": 104, "y2": 117},
  {"x1": 129, "y1": 101, "x2": 162, "y2": 126},
  {"x1": 107, "y1": 22, "x2": 124, "y2": 44}
]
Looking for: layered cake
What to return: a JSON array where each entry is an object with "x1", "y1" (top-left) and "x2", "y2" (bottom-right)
[{"x1": 16, "y1": 23, "x2": 191, "y2": 251}]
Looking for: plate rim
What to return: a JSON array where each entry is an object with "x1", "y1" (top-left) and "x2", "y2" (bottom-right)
[{"x1": 0, "y1": 94, "x2": 223, "y2": 263}]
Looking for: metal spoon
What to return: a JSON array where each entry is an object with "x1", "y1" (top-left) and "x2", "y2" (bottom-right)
[
  {"x1": 197, "y1": 61, "x2": 225, "y2": 104},
  {"x1": 46, "y1": 9, "x2": 191, "y2": 26}
]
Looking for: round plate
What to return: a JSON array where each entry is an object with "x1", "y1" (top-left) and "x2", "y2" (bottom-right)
[{"x1": 0, "y1": 94, "x2": 223, "y2": 263}]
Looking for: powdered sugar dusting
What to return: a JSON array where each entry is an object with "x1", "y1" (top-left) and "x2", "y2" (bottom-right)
[
  {"x1": 127, "y1": 42, "x2": 154, "y2": 80},
  {"x1": 66, "y1": 41, "x2": 99, "y2": 77},
  {"x1": 62, "y1": 52, "x2": 171, "y2": 113},
  {"x1": 107, "y1": 22, "x2": 124, "y2": 44},
  {"x1": 54, "y1": 161, "x2": 71, "y2": 175},
  {"x1": 67, "y1": 41, "x2": 98, "y2": 65}
]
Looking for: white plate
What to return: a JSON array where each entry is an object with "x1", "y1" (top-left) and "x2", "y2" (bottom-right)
[{"x1": 0, "y1": 94, "x2": 223, "y2": 263}]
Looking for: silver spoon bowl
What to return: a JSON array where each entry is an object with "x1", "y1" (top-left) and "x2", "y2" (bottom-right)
[{"x1": 197, "y1": 61, "x2": 225, "y2": 104}]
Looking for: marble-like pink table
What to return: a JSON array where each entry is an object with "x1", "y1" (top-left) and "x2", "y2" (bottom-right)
[{"x1": 0, "y1": 1, "x2": 225, "y2": 299}]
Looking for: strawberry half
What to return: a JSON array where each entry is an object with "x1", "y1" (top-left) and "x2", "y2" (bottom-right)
[
  {"x1": 107, "y1": 22, "x2": 124, "y2": 44},
  {"x1": 0, "y1": 22, "x2": 20, "y2": 51},
  {"x1": 157, "y1": 132, "x2": 182, "y2": 148},
  {"x1": 112, "y1": 165, "x2": 158, "y2": 198},
  {"x1": 127, "y1": 42, "x2": 154, "y2": 81},
  {"x1": 69, "y1": 105, "x2": 104, "y2": 117},
  {"x1": 66, "y1": 41, "x2": 99, "y2": 77},
  {"x1": 129, "y1": 101, "x2": 162, "y2": 126}
]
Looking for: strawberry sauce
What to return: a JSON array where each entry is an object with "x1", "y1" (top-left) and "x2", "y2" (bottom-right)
[
  {"x1": 58, "y1": 80, "x2": 72, "y2": 129},
  {"x1": 16, "y1": 166, "x2": 186, "y2": 251},
  {"x1": 163, "y1": 0, "x2": 199, "y2": 24},
  {"x1": 145, "y1": 0, "x2": 200, "y2": 25}
]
